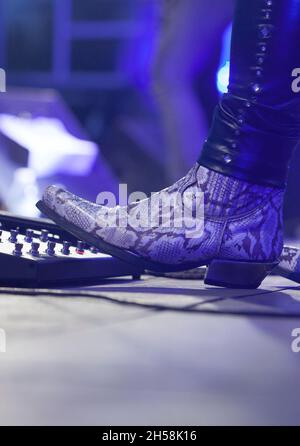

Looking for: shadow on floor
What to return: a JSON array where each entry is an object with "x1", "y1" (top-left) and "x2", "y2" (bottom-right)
[{"x1": 78, "y1": 281, "x2": 300, "y2": 318}]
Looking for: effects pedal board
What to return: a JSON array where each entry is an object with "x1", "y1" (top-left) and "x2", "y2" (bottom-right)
[{"x1": 0, "y1": 211, "x2": 144, "y2": 287}]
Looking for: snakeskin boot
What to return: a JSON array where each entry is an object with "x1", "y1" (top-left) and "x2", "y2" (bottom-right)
[
  {"x1": 37, "y1": 163, "x2": 283, "y2": 288},
  {"x1": 277, "y1": 246, "x2": 300, "y2": 284}
]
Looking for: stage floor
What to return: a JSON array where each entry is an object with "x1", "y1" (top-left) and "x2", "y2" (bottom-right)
[{"x1": 0, "y1": 273, "x2": 300, "y2": 426}]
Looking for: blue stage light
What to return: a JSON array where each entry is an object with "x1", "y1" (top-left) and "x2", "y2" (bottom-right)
[
  {"x1": 216, "y1": 23, "x2": 232, "y2": 94},
  {"x1": 217, "y1": 61, "x2": 230, "y2": 94}
]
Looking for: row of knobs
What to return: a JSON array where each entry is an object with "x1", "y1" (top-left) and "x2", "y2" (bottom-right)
[{"x1": 2, "y1": 228, "x2": 96, "y2": 257}]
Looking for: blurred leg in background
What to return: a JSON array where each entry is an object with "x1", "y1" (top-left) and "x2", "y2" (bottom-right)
[{"x1": 153, "y1": 0, "x2": 234, "y2": 182}]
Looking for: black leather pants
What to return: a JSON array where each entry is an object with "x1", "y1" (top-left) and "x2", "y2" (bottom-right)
[{"x1": 198, "y1": 0, "x2": 300, "y2": 188}]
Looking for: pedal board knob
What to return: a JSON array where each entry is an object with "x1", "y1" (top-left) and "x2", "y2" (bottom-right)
[
  {"x1": 13, "y1": 243, "x2": 23, "y2": 256},
  {"x1": 9, "y1": 230, "x2": 18, "y2": 243},
  {"x1": 30, "y1": 242, "x2": 40, "y2": 257},
  {"x1": 76, "y1": 241, "x2": 85, "y2": 255},
  {"x1": 61, "y1": 241, "x2": 71, "y2": 255},
  {"x1": 46, "y1": 241, "x2": 56, "y2": 256},
  {"x1": 25, "y1": 229, "x2": 34, "y2": 243},
  {"x1": 40, "y1": 229, "x2": 49, "y2": 242}
]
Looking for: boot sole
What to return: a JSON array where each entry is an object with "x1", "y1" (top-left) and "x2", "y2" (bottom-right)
[
  {"x1": 205, "y1": 258, "x2": 278, "y2": 289},
  {"x1": 36, "y1": 200, "x2": 278, "y2": 288}
]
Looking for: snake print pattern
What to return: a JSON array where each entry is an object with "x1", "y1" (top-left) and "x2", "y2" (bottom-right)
[
  {"x1": 42, "y1": 163, "x2": 284, "y2": 265},
  {"x1": 278, "y1": 246, "x2": 300, "y2": 277}
]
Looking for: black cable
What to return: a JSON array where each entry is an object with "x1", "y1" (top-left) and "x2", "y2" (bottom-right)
[{"x1": 1, "y1": 286, "x2": 300, "y2": 318}]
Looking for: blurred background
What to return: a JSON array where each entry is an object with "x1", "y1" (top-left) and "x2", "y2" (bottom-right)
[{"x1": 0, "y1": 0, "x2": 299, "y2": 238}]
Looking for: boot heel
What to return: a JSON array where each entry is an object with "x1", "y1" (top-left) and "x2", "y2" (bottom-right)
[{"x1": 205, "y1": 259, "x2": 278, "y2": 289}]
